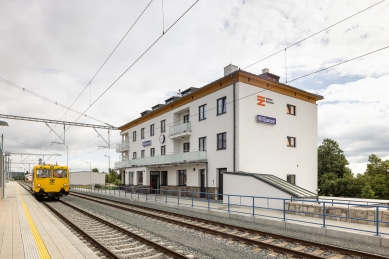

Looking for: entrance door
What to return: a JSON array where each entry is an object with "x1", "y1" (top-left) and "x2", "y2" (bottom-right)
[
  {"x1": 200, "y1": 169, "x2": 205, "y2": 198},
  {"x1": 150, "y1": 171, "x2": 160, "y2": 194},
  {"x1": 218, "y1": 168, "x2": 226, "y2": 200}
]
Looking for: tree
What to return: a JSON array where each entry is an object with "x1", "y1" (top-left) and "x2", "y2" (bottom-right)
[
  {"x1": 362, "y1": 154, "x2": 389, "y2": 199},
  {"x1": 318, "y1": 138, "x2": 349, "y2": 180},
  {"x1": 105, "y1": 169, "x2": 121, "y2": 185},
  {"x1": 92, "y1": 168, "x2": 99, "y2": 172}
]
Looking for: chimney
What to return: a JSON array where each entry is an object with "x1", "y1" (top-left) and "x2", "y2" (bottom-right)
[
  {"x1": 224, "y1": 64, "x2": 239, "y2": 76},
  {"x1": 258, "y1": 68, "x2": 280, "y2": 82}
]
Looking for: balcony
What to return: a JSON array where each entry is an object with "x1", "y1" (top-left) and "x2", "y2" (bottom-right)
[
  {"x1": 116, "y1": 141, "x2": 129, "y2": 152},
  {"x1": 114, "y1": 151, "x2": 207, "y2": 169},
  {"x1": 169, "y1": 122, "x2": 191, "y2": 139}
]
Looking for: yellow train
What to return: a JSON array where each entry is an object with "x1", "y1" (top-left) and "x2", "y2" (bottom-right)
[{"x1": 32, "y1": 164, "x2": 69, "y2": 200}]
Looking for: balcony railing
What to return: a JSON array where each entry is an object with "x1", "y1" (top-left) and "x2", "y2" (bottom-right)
[
  {"x1": 169, "y1": 122, "x2": 191, "y2": 137},
  {"x1": 116, "y1": 141, "x2": 129, "y2": 152},
  {"x1": 114, "y1": 150, "x2": 207, "y2": 168}
]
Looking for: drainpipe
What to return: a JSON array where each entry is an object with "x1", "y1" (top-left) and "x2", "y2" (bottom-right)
[{"x1": 232, "y1": 77, "x2": 236, "y2": 172}]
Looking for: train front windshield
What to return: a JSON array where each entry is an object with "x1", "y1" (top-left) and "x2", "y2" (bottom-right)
[
  {"x1": 54, "y1": 169, "x2": 67, "y2": 178},
  {"x1": 36, "y1": 169, "x2": 51, "y2": 178}
]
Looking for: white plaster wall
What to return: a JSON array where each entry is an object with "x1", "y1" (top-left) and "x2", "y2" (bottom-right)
[
  {"x1": 120, "y1": 85, "x2": 235, "y2": 189},
  {"x1": 236, "y1": 82, "x2": 318, "y2": 193},
  {"x1": 224, "y1": 173, "x2": 292, "y2": 209},
  {"x1": 70, "y1": 171, "x2": 105, "y2": 185}
]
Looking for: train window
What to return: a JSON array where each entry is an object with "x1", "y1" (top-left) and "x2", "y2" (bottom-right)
[
  {"x1": 36, "y1": 169, "x2": 51, "y2": 178},
  {"x1": 54, "y1": 169, "x2": 67, "y2": 178}
]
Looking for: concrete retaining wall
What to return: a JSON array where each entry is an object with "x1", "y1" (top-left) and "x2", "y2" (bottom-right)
[{"x1": 286, "y1": 201, "x2": 389, "y2": 226}]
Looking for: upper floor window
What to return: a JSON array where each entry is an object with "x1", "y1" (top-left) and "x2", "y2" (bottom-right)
[
  {"x1": 199, "y1": 137, "x2": 206, "y2": 151},
  {"x1": 150, "y1": 124, "x2": 155, "y2": 136},
  {"x1": 287, "y1": 174, "x2": 296, "y2": 185},
  {"x1": 141, "y1": 150, "x2": 145, "y2": 158},
  {"x1": 287, "y1": 136, "x2": 296, "y2": 147},
  {"x1": 287, "y1": 104, "x2": 296, "y2": 115},
  {"x1": 161, "y1": 120, "x2": 166, "y2": 133},
  {"x1": 133, "y1": 131, "x2": 137, "y2": 141},
  {"x1": 150, "y1": 148, "x2": 155, "y2": 157},
  {"x1": 217, "y1": 97, "x2": 227, "y2": 115},
  {"x1": 133, "y1": 152, "x2": 137, "y2": 159},
  {"x1": 141, "y1": 128, "x2": 145, "y2": 139},
  {"x1": 161, "y1": 145, "x2": 166, "y2": 156},
  {"x1": 183, "y1": 142, "x2": 190, "y2": 153},
  {"x1": 217, "y1": 132, "x2": 227, "y2": 150},
  {"x1": 199, "y1": 104, "x2": 207, "y2": 121},
  {"x1": 183, "y1": 114, "x2": 190, "y2": 123}
]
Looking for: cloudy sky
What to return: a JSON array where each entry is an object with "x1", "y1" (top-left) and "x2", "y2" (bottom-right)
[{"x1": 0, "y1": 0, "x2": 388, "y2": 174}]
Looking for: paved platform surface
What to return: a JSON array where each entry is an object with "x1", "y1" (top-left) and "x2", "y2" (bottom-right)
[{"x1": 0, "y1": 181, "x2": 99, "y2": 259}]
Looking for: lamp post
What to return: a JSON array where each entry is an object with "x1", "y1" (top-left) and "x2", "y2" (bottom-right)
[
  {"x1": 86, "y1": 161, "x2": 91, "y2": 185},
  {"x1": 1, "y1": 121, "x2": 9, "y2": 199}
]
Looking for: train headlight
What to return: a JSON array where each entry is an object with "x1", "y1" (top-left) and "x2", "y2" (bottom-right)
[
  {"x1": 37, "y1": 184, "x2": 41, "y2": 187},
  {"x1": 64, "y1": 184, "x2": 67, "y2": 186}
]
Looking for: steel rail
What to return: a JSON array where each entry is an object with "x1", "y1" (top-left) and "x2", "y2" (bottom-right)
[
  {"x1": 42, "y1": 201, "x2": 120, "y2": 259},
  {"x1": 71, "y1": 193, "x2": 319, "y2": 258},
  {"x1": 71, "y1": 191, "x2": 389, "y2": 259},
  {"x1": 58, "y1": 200, "x2": 187, "y2": 259}
]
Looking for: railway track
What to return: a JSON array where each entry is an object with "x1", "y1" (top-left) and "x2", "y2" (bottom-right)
[
  {"x1": 69, "y1": 190, "x2": 389, "y2": 259},
  {"x1": 17, "y1": 181, "x2": 199, "y2": 259}
]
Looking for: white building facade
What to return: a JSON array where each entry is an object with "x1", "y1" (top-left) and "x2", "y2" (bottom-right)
[{"x1": 115, "y1": 65, "x2": 323, "y2": 199}]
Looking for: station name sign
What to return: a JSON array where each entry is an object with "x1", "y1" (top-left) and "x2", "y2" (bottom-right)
[
  {"x1": 142, "y1": 140, "x2": 152, "y2": 147},
  {"x1": 256, "y1": 115, "x2": 276, "y2": 125}
]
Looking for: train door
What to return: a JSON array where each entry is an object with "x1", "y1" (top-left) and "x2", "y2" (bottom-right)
[
  {"x1": 200, "y1": 169, "x2": 205, "y2": 198},
  {"x1": 150, "y1": 171, "x2": 160, "y2": 194}
]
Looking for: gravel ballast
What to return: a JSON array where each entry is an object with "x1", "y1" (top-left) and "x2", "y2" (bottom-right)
[{"x1": 66, "y1": 191, "x2": 389, "y2": 257}]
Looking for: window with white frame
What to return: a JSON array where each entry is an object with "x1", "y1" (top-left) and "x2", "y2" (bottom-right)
[
  {"x1": 150, "y1": 124, "x2": 155, "y2": 136},
  {"x1": 133, "y1": 152, "x2": 137, "y2": 159},
  {"x1": 161, "y1": 120, "x2": 166, "y2": 133},
  {"x1": 287, "y1": 136, "x2": 296, "y2": 147},
  {"x1": 199, "y1": 137, "x2": 206, "y2": 151},
  {"x1": 287, "y1": 104, "x2": 296, "y2": 115},
  {"x1": 133, "y1": 131, "x2": 136, "y2": 141},
  {"x1": 217, "y1": 132, "x2": 226, "y2": 150},
  {"x1": 183, "y1": 142, "x2": 190, "y2": 152},
  {"x1": 287, "y1": 174, "x2": 296, "y2": 185},
  {"x1": 199, "y1": 104, "x2": 207, "y2": 121},
  {"x1": 217, "y1": 97, "x2": 227, "y2": 115},
  {"x1": 178, "y1": 170, "x2": 187, "y2": 186},
  {"x1": 150, "y1": 148, "x2": 155, "y2": 157},
  {"x1": 161, "y1": 145, "x2": 166, "y2": 156},
  {"x1": 183, "y1": 114, "x2": 189, "y2": 123},
  {"x1": 141, "y1": 150, "x2": 145, "y2": 158},
  {"x1": 141, "y1": 128, "x2": 145, "y2": 139}
]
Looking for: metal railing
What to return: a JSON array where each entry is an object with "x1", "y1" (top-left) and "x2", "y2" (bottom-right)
[
  {"x1": 72, "y1": 185, "x2": 389, "y2": 237},
  {"x1": 114, "y1": 150, "x2": 207, "y2": 168},
  {"x1": 116, "y1": 141, "x2": 129, "y2": 152},
  {"x1": 169, "y1": 122, "x2": 191, "y2": 137}
]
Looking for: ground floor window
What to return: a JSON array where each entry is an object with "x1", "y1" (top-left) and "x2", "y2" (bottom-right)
[
  {"x1": 287, "y1": 174, "x2": 296, "y2": 185},
  {"x1": 178, "y1": 170, "x2": 187, "y2": 186},
  {"x1": 137, "y1": 171, "x2": 143, "y2": 185},
  {"x1": 161, "y1": 171, "x2": 167, "y2": 185}
]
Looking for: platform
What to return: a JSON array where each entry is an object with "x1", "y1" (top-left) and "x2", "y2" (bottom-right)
[{"x1": 0, "y1": 181, "x2": 99, "y2": 259}]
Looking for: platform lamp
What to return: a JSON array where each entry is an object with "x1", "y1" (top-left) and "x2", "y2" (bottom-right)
[{"x1": 1, "y1": 120, "x2": 9, "y2": 199}]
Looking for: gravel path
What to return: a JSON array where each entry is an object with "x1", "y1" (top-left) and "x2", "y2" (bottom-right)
[{"x1": 67, "y1": 191, "x2": 389, "y2": 257}]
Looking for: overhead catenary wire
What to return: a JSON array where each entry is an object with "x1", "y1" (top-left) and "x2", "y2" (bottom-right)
[
  {"x1": 45, "y1": 0, "x2": 199, "y2": 154},
  {"x1": 121, "y1": 44, "x2": 389, "y2": 141},
  {"x1": 243, "y1": 0, "x2": 385, "y2": 70}
]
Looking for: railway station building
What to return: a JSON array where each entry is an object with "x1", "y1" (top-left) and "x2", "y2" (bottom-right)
[{"x1": 114, "y1": 65, "x2": 323, "y2": 200}]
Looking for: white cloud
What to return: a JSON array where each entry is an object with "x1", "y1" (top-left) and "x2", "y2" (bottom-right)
[{"x1": 0, "y1": 0, "x2": 388, "y2": 173}]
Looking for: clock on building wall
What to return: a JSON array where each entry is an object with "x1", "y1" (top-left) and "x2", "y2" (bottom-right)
[{"x1": 159, "y1": 134, "x2": 165, "y2": 144}]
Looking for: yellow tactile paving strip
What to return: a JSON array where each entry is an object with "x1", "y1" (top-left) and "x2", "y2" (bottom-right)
[
  {"x1": 16, "y1": 185, "x2": 50, "y2": 259},
  {"x1": 1, "y1": 182, "x2": 100, "y2": 259}
]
